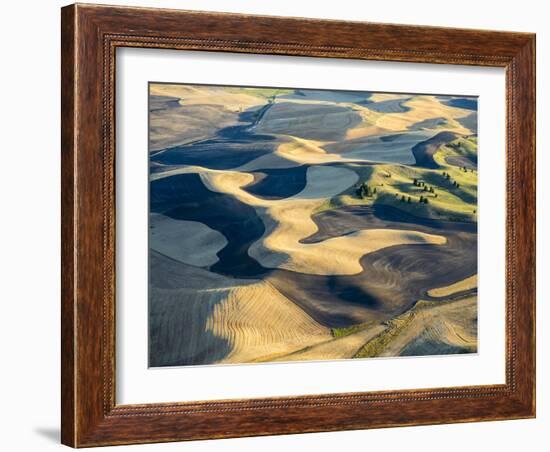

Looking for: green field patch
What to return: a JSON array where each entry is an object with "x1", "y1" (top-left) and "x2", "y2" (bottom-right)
[
  {"x1": 331, "y1": 321, "x2": 377, "y2": 338},
  {"x1": 227, "y1": 87, "x2": 293, "y2": 101},
  {"x1": 354, "y1": 313, "x2": 415, "y2": 358}
]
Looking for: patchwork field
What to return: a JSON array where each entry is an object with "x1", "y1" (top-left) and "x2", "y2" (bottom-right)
[{"x1": 149, "y1": 83, "x2": 478, "y2": 366}]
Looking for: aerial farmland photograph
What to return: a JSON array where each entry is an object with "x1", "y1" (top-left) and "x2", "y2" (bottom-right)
[{"x1": 148, "y1": 82, "x2": 478, "y2": 367}]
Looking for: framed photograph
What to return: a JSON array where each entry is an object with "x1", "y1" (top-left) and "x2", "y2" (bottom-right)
[{"x1": 61, "y1": 3, "x2": 536, "y2": 447}]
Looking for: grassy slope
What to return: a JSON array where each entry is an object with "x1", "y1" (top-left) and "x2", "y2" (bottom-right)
[{"x1": 316, "y1": 136, "x2": 478, "y2": 222}]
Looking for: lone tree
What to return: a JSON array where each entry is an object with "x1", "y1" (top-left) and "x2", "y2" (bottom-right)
[
  {"x1": 401, "y1": 195, "x2": 406, "y2": 202},
  {"x1": 407, "y1": 196, "x2": 411, "y2": 203},
  {"x1": 419, "y1": 196, "x2": 424, "y2": 203}
]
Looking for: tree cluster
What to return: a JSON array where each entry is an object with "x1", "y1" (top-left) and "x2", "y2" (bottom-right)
[
  {"x1": 413, "y1": 178, "x2": 436, "y2": 195},
  {"x1": 356, "y1": 183, "x2": 377, "y2": 199},
  {"x1": 442, "y1": 171, "x2": 461, "y2": 189}
]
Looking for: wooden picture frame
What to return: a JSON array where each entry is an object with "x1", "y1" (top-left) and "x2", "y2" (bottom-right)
[{"x1": 61, "y1": 3, "x2": 536, "y2": 447}]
